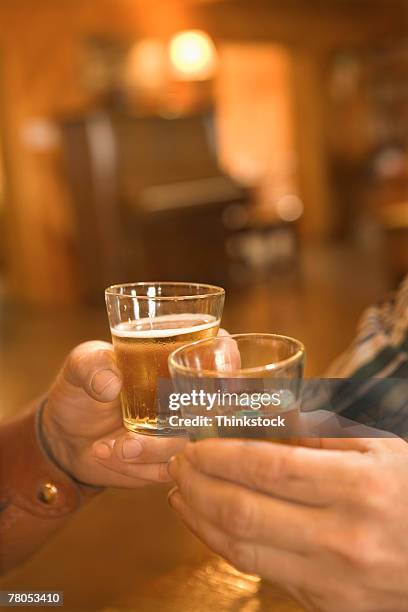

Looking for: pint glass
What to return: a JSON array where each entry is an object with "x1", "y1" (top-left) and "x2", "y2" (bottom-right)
[{"x1": 105, "y1": 282, "x2": 225, "y2": 436}]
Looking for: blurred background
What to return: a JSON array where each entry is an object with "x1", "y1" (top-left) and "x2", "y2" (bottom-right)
[{"x1": 0, "y1": 0, "x2": 407, "y2": 609}]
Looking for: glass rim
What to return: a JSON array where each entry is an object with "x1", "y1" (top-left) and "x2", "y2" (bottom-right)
[
  {"x1": 105, "y1": 281, "x2": 225, "y2": 301},
  {"x1": 168, "y1": 332, "x2": 305, "y2": 377}
]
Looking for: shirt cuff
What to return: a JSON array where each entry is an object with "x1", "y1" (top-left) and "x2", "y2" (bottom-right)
[{"x1": 0, "y1": 403, "x2": 102, "y2": 519}]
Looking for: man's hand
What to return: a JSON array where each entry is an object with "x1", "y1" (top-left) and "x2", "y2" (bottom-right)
[
  {"x1": 42, "y1": 341, "x2": 186, "y2": 487},
  {"x1": 168, "y1": 435, "x2": 408, "y2": 612}
]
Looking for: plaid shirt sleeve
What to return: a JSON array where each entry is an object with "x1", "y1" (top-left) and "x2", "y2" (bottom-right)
[
  {"x1": 310, "y1": 275, "x2": 408, "y2": 433},
  {"x1": 325, "y1": 274, "x2": 408, "y2": 379}
]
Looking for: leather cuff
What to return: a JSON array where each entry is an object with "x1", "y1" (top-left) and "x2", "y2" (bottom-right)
[{"x1": 0, "y1": 405, "x2": 100, "y2": 519}]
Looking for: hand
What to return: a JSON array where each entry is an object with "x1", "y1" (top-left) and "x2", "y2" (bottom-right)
[
  {"x1": 42, "y1": 341, "x2": 186, "y2": 487},
  {"x1": 168, "y1": 435, "x2": 408, "y2": 612}
]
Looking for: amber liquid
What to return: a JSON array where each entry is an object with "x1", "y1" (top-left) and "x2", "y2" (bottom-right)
[{"x1": 111, "y1": 314, "x2": 219, "y2": 435}]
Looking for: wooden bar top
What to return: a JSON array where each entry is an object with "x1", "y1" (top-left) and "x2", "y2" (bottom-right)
[{"x1": 0, "y1": 244, "x2": 388, "y2": 610}]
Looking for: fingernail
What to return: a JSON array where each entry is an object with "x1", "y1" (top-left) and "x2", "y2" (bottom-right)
[
  {"x1": 168, "y1": 454, "x2": 180, "y2": 475},
  {"x1": 93, "y1": 442, "x2": 112, "y2": 459},
  {"x1": 91, "y1": 369, "x2": 118, "y2": 395},
  {"x1": 167, "y1": 455, "x2": 177, "y2": 478},
  {"x1": 122, "y1": 438, "x2": 143, "y2": 459}
]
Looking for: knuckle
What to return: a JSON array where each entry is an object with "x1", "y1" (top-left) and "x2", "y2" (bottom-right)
[
  {"x1": 313, "y1": 524, "x2": 336, "y2": 557},
  {"x1": 243, "y1": 452, "x2": 275, "y2": 488},
  {"x1": 91, "y1": 347, "x2": 116, "y2": 370},
  {"x1": 220, "y1": 492, "x2": 254, "y2": 539},
  {"x1": 352, "y1": 526, "x2": 385, "y2": 568},
  {"x1": 65, "y1": 350, "x2": 88, "y2": 385},
  {"x1": 71, "y1": 341, "x2": 112, "y2": 361},
  {"x1": 314, "y1": 588, "x2": 366, "y2": 612},
  {"x1": 319, "y1": 519, "x2": 353, "y2": 561},
  {"x1": 157, "y1": 462, "x2": 172, "y2": 483},
  {"x1": 362, "y1": 465, "x2": 394, "y2": 516},
  {"x1": 269, "y1": 446, "x2": 299, "y2": 482},
  {"x1": 113, "y1": 436, "x2": 130, "y2": 461},
  {"x1": 66, "y1": 344, "x2": 85, "y2": 370},
  {"x1": 324, "y1": 522, "x2": 384, "y2": 569},
  {"x1": 224, "y1": 537, "x2": 257, "y2": 574},
  {"x1": 334, "y1": 587, "x2": 368, "y2": 612},
  {"x1": 125, "y1": 465, "x2": 145, "y2": 480},
  {"x1": 67, "y1": 342, "x2": 115, "y2": 379}
]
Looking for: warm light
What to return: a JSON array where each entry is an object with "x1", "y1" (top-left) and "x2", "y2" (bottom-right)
[
  {"x1": 276, "y1": 194, "x2": 304, "y2": 222},
  {"x1": 169, "y1": 30, "x2": 218, "y2": 81},
  {"x1": 124, "y1": 39, "x2": 167, "y2": 90}
]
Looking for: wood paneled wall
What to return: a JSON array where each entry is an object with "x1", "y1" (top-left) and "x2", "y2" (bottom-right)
[
  {"x1": 0, "y1": 0, "x2": 406, "y2": 304},
  {"x1": 0, "y1": 0, "x2": 192, "y2": 304}
]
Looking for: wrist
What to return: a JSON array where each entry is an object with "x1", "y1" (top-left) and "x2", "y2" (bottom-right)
[
  {"x1": 40, "y1": 399, "x2": 74, "y2": 471},
  {"x1": 0, "y1": 404, "x2": 100, "y2": 528},
  {"x1": 38, "y1": 399, "x2": 102, "y2": 492}
]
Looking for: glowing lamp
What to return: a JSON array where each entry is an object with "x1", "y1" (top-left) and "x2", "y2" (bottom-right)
[{"x1": 169, "y1": 30, "x2": 218, "y2": 81}]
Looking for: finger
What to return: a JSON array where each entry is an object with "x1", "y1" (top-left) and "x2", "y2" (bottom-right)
[
  {"x1": 202, "y1": 334, "x2": 241, "y2": 372},
  {"x1": 298, "y1": 410, "x2": 401, "y2": 449},
  {"x1": 90, "y1": 450, "x2": 172, "y2": 487},
  {"x1": 94, "y1": 451, "x2": 172, "y2": 483},
  {"x1": 307, "y1": 436, "x2": 408, "y2": 453},
  {"x1": 215, "y1": 334, "x2": 241, "y2": 371},
  {"x1": 168, "y1": 454, "x2": 321, "y2": 554},
  {"x1": 183, "y1": 438, "x2": 371, "y2": 506},
  {"x1": 298, "y1": 436, "x2": 406, "y2": 455},
  {"x1": 89, "y1": 468, "x2": 149, "y2": 488},
  {"x1": 92, "y1": 433, "x2": 186, "y2": 482},
  {"x1": 168, "y1": 488, "x2": 308, "y2": 587},
  {"x1": 109, "y1": 432, "x2": 187, "y2": 464},
  {"x1": 217, "y1": 328, "x2": 229, "y2": 336},
  {"x1": 62, "y1": 341, "x2": 122, "y2": 402},
  {"x1": 92, "y1": 438, "x2": 172, "y2": 482}
]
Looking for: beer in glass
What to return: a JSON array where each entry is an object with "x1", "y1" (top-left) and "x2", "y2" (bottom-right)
[{"x1": 105, "y1": 282, "x2": 225, "y2": 435}]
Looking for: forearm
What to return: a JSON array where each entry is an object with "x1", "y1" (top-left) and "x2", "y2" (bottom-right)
[{"x1": 0, "y1": 400, "x2": 101, "y2": 574}]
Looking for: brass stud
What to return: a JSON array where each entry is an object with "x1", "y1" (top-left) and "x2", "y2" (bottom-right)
[{"x1": 37, "y1": 482, "x2": 58, "y2": 504}]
